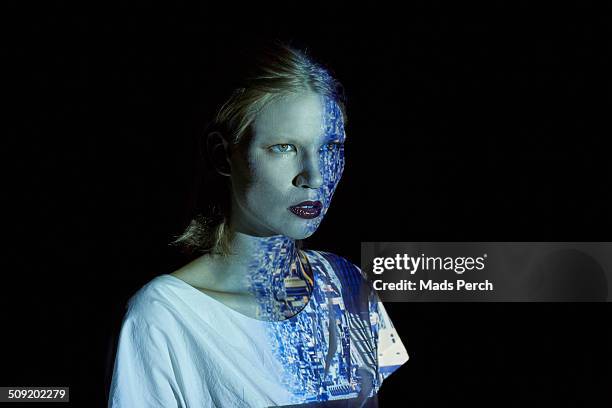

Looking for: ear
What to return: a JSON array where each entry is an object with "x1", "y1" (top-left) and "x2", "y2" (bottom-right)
[{"x1": 206, "y1": 131, "x2": 232, "y2": 177}]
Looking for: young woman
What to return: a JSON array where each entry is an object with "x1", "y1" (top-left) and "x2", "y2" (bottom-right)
[{"x1": 108, "y1": 40, "x2": 408, "y2": 407}]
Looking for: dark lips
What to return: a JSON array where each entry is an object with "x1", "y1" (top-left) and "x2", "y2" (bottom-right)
[{"x1": 289, "y1": 201, "x2": 323, "y2": 219}]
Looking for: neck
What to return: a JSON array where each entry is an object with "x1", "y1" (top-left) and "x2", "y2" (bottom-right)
[{"x1": 203, "y1": 231, "x2": 313, "y2": 320}]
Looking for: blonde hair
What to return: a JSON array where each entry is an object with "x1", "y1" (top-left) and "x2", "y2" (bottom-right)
[{"x1": 171, "y1": 40, "x2": 347, "y2": 257}]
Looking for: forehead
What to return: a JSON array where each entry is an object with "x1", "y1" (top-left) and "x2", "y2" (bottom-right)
[{"x1": 251, "y1": 91, "x2": 343, "y2": 143}]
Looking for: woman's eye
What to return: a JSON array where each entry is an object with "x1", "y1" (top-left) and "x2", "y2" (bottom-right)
[
  {"x1": 269, "y1": 144, "x2": 296, "y2": 154},
  {"x1": 323, "y1": 142, "x2": 343, "y2": 152}
]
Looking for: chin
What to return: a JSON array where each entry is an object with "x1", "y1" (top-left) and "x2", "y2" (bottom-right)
[
  {"x1": 283, "y1": 230, "x2": 314, "y2": 240},
  {"x1": 281, "y1": 223, "x2": 320, "y2": 240}
]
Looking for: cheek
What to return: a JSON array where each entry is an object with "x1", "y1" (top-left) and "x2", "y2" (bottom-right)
[
  {"x1": 243, "y1": 155, "x2": 294, "y2": 203},
  {"x1": 320, "y1": 149, "x2": 345, "y2": 192}
]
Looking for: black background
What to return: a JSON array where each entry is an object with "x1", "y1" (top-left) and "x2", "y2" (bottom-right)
[{"x1": 4, "y1": 3, "x2": 611, "y2": 407}]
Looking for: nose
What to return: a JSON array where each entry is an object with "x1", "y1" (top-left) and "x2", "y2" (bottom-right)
[{"x1": 294, "y1": 153, "x2": 324, "y2": 189}]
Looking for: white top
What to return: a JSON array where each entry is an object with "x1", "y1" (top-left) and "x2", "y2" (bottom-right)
[{"x1": 108, "y1": 250, "x2": 408, "y2": 407}]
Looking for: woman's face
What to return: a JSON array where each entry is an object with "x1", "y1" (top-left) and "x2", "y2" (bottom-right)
[{"x1": 229, "y1": 91, "x2": 346, "y2": 239}]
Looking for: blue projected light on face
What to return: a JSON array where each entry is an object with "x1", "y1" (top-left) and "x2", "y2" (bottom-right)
[
  {"x1": 218, "y1": 91, "x2": 394, "y2": 404},
  {"x1": 227, "y1": 91, "x2": 346, "y2": 321},
  {"x1": 312, "y1": 95, "x2": 346, "y2": 234},
  {"x1": 229, "y1": 91, "x2": 346, "y2": 240}
]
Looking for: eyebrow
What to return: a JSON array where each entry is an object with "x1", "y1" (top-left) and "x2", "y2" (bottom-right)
[
  {"x1": 264, "y1": 134, "x2": 342, "y2": 145},
  {"x1": 324, "y1": 132, "x2": 346, "y2": 142}
]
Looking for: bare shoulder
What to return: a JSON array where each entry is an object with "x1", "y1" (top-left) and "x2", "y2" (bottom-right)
[
  {"x1": 168, "y1": 256, "x2": 217, "y2": 290},
  {"x1": 169, "y1": 260, "x2": 264, "y2": 320},
  {"x1": 169, "y1": 268, "x2": 189, "y2": 281},
  {"x1": 168, "y1": 268, "x2": 197, "y2": 289}
]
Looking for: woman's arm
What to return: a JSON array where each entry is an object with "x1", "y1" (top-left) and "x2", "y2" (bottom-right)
[
  {"x1": 108, "y1": 311, "x2": 182, "y2": 407},
  {"x1": 371, "y1": 295, "x2": 409, "y2": 384},
  {"x1": 354, "y1": 263, "x2": 410, "y2": 390}
]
